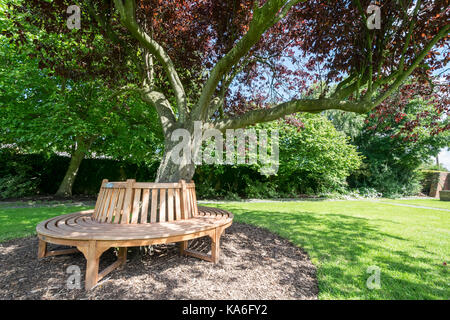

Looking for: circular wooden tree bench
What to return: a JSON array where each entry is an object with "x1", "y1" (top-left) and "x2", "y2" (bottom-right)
[{"x1": 36, "y1": 179, "x2": 233, "y2": 290}]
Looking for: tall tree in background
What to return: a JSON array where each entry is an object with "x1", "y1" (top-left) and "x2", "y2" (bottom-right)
[{"x1": 6, "y1": 0, "x2": 449, "y2": 182}]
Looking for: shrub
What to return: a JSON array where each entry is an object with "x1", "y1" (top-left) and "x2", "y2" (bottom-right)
[
  {"x1": 0, "y1": 152, "x2": 40, "y2": 199},
  {"x1": 194, "y1": 115, "x2": 362, "y2": 198}
]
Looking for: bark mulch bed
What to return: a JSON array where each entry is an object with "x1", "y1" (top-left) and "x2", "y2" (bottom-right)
[{"x1": 0, "y1": 223, "x2": 318, "y2": 300}]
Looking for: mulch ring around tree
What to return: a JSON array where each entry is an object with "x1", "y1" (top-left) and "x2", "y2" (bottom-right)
[{"x1": 0, "y1": 223, "x2": 318, "y2": 300}]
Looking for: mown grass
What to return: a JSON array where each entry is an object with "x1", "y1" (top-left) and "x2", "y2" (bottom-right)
[
  {"x1": 0, "y1": 199, "x2": 448, "y2": 299},
  {"x1": 0, "y1": 205, "x2": 91, "y2": 241},
  {"x1": 208, "y1": 200, "x2": 449, "y2": 300}
]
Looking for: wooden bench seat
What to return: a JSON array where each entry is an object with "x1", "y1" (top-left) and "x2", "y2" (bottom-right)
[{"x1": 36, "y1": 179, "x2": 233, "y2": 290}]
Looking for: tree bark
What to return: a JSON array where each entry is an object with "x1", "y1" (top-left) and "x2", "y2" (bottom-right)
[
  {"x1": 55, "y1": 138, "x2": 93, "y2": 197},
  {"x1": 155, "y1": 136, "x2": 196, "y2": 183}
]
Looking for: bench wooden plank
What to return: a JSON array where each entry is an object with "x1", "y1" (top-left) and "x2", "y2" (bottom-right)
[
  {"x1": 180, "y1": 180, "x2": 187, "y2": 219},
  {"x1": 105, "y1": 189, "x2": 119, "y2": 223},
  {"x1": 150, "y1": 189, "x2": 158, "y2": 223},
  {"x1": 190, "y1": 188, "x2": 196, "y2": 217},
  {"x1": 102, "y1": 182, "x2": 193, "y2": 189},
  {"x1": 159, "y1": 189, "x2": 166, "y2": 222},
  {"x1": 131, "y1": 188, "x2": 142, "y2": 224},
  {"x1": 192, "y1": 188, "x2": 198, "y2": 217},
  {"x1": 121, "y1": 179, "x2": 135, "y2": 224},
  {"x1": 140, "y1": 189, "x2": 150, "y2": 224},
  {"x1": 186, "y1": 188, "x2": 192, "y2": 218},
  {"x1": 175, "y1": 189, "x2": 181, "y2": 220},
  {"x1": 167, "y1": 188, "x2": 174, "y2": 222},
  {"x1": 99, "y1": 189, "x2": 112, "y2": 221},
  {"x1": 93, "y1": 183, "x2": 107, "y2": 219},
  {"x1": 94, "y1": 189, "x2": 105, "y2": 220},
  {"x1": 113, "y1": 188, "x2": 125, "y2": 223}
]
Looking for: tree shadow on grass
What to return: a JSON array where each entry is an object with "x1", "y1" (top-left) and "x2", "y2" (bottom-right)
[
  {"x1": 224, "y1": 206, "x2": 399, "y2": 260},
  {"x1": 219, "y1": 205, "x2": 447, "y2": 299}
]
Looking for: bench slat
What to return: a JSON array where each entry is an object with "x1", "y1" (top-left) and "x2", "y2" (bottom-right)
[
  {"x1": 131, "y1": 188, "x2": 142, "y2": 224},
  {"x1": 192, "y1": 188, "x2": 198, "y2": 217},
  {"x1": 100, "y1": 189, "x2": 112, "y2": 221},
  {"x1": 105, "y1": 189, "x2": 119, "y2": 223},
  {"x1": 159, "y1": 189, "x2": 166, "y2": 222},
  {"x1": 180, "y1": 180, "x2": 187, "y2": 219},
  {"x1": 121, "y1": 179, "x2": 135, "y2": 224},
  {"x1": 93, "y1": 181, "x2": 107, "y2": 219},
  {"x1": 186, "y1": 188, "x2": 192, "y2": 219},
  {"x1": 113, "y1": 188, "x2": 126, "y2": 223},
  {"x1": 99, "y1": 182, "x2": 194, "y2": 189},
  {"x1": 167, "y1": 188, "x2": 174, "y2": 222},
  {"x1": 150, "y1": 189, "x2": 158, "y2": 223},
  {"x1": 95, "y1": 188, "x2": 106, "y2": 220},
  {"x1": 175, "y1": 189, "x2": 181, "y2": 220},
  {"x1": 140, "y1": 189, "x2": 150, "y2": 224}
]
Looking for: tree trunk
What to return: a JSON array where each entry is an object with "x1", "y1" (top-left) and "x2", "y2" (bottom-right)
[
  {"x1": 155, "y1": 137, "x2": 196, "y2": 182},
  {"x1": 55, "y1": 138, "x2": 92, "y2": 197}
]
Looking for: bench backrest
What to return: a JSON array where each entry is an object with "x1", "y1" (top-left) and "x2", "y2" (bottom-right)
[{"x1": 93, "y1": 179, "x2": 198, "y2": 224}]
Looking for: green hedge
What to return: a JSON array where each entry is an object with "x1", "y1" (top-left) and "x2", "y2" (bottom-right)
[{"x1": 0, "y1": 149, "x2": 158, "y2": 198}]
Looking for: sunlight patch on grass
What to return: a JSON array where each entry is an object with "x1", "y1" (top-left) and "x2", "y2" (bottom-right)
[
  {"x1": 0, "y1": 205, "x2": 92, "y2": 241},
  {"x1": 0, "y1": 200, "x2": 448, "y2": 299},
  {"x1": 208, "y1": 201, "x2": 449, "y2": 300}
]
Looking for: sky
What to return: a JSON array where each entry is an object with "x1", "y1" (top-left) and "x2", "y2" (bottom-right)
[{"x1": 439, "y1": 148, "x2": 450, "y2": 171}]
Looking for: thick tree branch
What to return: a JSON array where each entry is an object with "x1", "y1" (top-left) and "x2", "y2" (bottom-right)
[
  {"x1": 140, "y1": 87, "x2": 176, "y2": 137},
  {"x1": 143, "y1": 48, "x2": 155, "y2": 89},
  {"x1": 213, "y1": 21, "x2": 448, "y2": 132},
  {"x1": 194, "y1": 0, "x2": 305, "y2": 121},
  {"x1": 212, "y1": 98, "x2": 371, "y2": 131},
  {"x1": 113, "y1": 0, "x2": 187, "y2": 122}
]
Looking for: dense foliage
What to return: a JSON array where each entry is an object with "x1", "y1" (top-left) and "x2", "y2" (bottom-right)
[
  {"x1": 0, "y1": 11, "x2": 163, "y2": 195},
  {"x1": 193, "y1": 115, "x2": 363, "y2": 198},
  {"x1": 0, "y1": 0, "x2": 448, "y2": 198},
  {"x1": 0, "y1": 115, "x2": 362, "y2": 199},
  {"x1": 327, "y1": 96, "x2": 449, "y2": 197}
]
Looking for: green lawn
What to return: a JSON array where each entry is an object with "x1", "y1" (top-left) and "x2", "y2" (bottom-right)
[
  {"x1": 209, "y1": 200, "x2": 449, "y2": 300},
  {"x1": 0, "y1": 205, "x2": 91, "y2": 241},
  {"x1": 0, "y1": 199, "x2": 448, "y2": 299}
]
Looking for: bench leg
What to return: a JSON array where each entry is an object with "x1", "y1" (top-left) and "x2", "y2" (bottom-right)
[
  {"x1": 117, "y1": 247, "x2": 127, "y2": 266},
  {"x1": 78, "y1": 241, "x2": 109, "y2": 290},
  {"x1": 38, "y1": 239, "x2": 47, "y2": 259},
  {"x1": 210, "y1": 227, "x2": 224, "y2": 264},
  {"x1": 182, "y1": 228, "x2": 225, "y2": 264},
  {"x1": 85, "y1": 241, "x2": 101, "y2": 290},
  {"x1": 179, "y1": 241, "x2": 188, "y2": 256},
  {"x1": 78, "y1": 244, "x2": 128, "y2": 290}
]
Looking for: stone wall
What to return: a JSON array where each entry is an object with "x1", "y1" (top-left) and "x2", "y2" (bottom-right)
[{"x1": 427, "y1": 171, "x2": 450, "y2": 198}]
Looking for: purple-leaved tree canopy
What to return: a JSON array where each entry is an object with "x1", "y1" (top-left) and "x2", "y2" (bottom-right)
[{"x1": 7, "y1": 0, "x2": 449, "y2": 182}]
